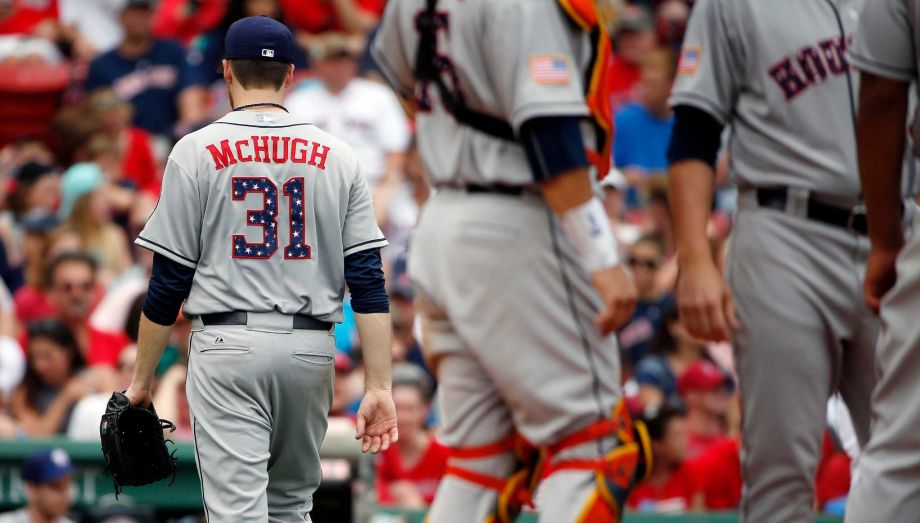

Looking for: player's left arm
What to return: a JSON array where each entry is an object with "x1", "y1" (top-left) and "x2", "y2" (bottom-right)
[
  {"x1": 849, "y1": 0, "x2": 915, "y2": 313},
  {"x1": 348, "y1": 249, "x2": 397, "y2": 454},
  {"x1": 522, "y1": 117, "x2": 637, "y2": 335},
  {"x1": 126, "y1": 254, "x2": 196, "y2": 406},
  {"x1": 128, "y1": 149, "x2": 202, "y2": 406}
]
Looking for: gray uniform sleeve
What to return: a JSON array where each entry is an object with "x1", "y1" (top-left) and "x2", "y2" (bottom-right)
[
  {"x1": 483, "y1": 0, "x2": 588, "y2": 132},
  {"x1": 668, "y1": 0, "x2": 744, "y2": 124},
  {"x1": 849, "y1": 0, "x2": 915, "y2": 81},
  {"x1": 343, "y1": 160, "x2": 388, "y2": 257},
  {"x1": 371, "y1": 0, "x2": 415, "y2": 98},
  {"x1": 135, "y1": 158, "x2": 201, "y2": 269}
]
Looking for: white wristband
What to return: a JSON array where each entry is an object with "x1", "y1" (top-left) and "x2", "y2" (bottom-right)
[{"x1": 559, "y1": 197, "x2": 620, "y2": 273}]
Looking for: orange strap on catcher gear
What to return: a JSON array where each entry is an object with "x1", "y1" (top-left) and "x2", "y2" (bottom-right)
[
  {"x1": 443, "y1": 433, "x2": 544, "y2": 523},
  {"x1": 544, "y1": 402, "x2": 654, "y2": 522},
  {"x1": 557, "y1": 0, "x2": 616, "y2": 177}
]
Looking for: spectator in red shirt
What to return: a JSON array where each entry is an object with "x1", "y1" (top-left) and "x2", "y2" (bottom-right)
[
  {"x1": 282, "y1": 0, "x2": 383, "y2": 36},
  {"x1": 677, "y1": 359, "x2": 735, "y2": 459},
  {"x1": 14, "y1": 226, "x2": 84, "y2": 325},
  {"x1": 686, "y1": 436, "x2": 742, "y2": 510},
  {"x1": 376, "y1": 363, "x2": 448, "y2": 507},
  {"x1": 0, "y1": 0, "x2": 57, "y2": 36},
  {"x1": 84, "y1": 89, "x2": 160, "y2": 199},
  {"x1": 628, "y1": 404, "x2": 705, "y2": 513},
  {"x1": 40, "y1": 252, "x2": 100, "y2": 352},
  {"x1": 153, "y1": 0, "x2": 225, "y2": 45},
  {"x1": 607, "y1": 5, "x2": 657, "y2": 111}
]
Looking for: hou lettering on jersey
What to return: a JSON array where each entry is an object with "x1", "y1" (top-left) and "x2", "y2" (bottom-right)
[
  {"x1": 768, "y1": 35, "x2": 849, "y2": 100},
  {"x1": 206, "y1": 136, "x2": 331, "y2": 171}
]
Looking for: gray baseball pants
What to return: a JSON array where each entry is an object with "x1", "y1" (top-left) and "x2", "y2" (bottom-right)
[
  {"x1": 846, "y1": 204, "x2": 920, "y2": 523},
  {"x1": 729, "y1": 190, "x2": 877, "y2": 523},
  {"x1": 185, "y1": 315, "x2": 335, "y2": 522},
  {"x1": 409, "y1": 189, "x2": 626, "y2": 522}
]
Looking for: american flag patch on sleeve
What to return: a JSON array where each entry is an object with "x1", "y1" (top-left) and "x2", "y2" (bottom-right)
[
  {"x1": 677, "y1": 45, "x2": 702, "y2": 75},
  {"x1": 529, "y1": 55, "x2": 571, "y2": 84}
]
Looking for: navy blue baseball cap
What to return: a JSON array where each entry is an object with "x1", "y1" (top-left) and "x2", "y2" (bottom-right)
[
  {"x1": 224, "y1": 16, "x2": 295, "y2": 65},
  {"x1": 21, "y1": 448, "x2": 74, "y2": 485}
]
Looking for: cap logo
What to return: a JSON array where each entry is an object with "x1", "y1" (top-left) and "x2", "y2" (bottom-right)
[
  {"x1": 262, "y1": 49, "x2": 275, "y2": 58},
  {"x1": 51, "y1": 449, "x2": 70, "y2": 467}
]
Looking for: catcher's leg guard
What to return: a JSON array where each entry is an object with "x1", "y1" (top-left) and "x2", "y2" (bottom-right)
[
  {"x1": 545, "y1": 401, "x2": 653, "y2": 522},
  {"x1": 442, "y1": 434, "x2": 545, "y2": 523}
]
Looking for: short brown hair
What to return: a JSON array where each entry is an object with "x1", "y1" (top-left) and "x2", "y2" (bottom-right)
[
  {"x1": 640, "y1": 49, "x2": 677, "y2": 80},
  {"x1": 229, "y1": 59, "x2": 290, "y2": 90}
]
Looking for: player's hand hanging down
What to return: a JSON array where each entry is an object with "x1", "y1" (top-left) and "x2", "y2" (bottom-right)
[
  {"x1": 355, "y1": 389, "x2": 398, "y2": 453},
  {"x1": 676, "y1": 259, "x2": 739, "y2": 342},
  {"x1": 592, "y1": 265, "x2": 638, "y2": 335}
]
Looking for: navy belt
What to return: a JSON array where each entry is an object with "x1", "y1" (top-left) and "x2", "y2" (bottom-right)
[
  {"x1": 465, "y1": 184, "x2": 526, "y2": 196},
  {"x1": 755, "y1": 187, "x2": 867, "y2": 236},
  {"x1": 199, "y1": 312, "x2": 331, "y2": 331}
]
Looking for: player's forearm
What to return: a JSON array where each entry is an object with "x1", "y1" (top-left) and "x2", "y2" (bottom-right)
[
  {"x1": 131, "y1": 313, "x2": 173, "y2": 392},
  {"x1": 355, "y1": 312, "x2": 393, "y2": 392},
  {"x1": 539, "y1": 167, "x2": 593, "y2": 213},
  {"x1": 857, "y1": 72, "x2": 909, "y2": 250},
  {"x1": 668, "y1": 160, "x2": 716, "y2": 266}
]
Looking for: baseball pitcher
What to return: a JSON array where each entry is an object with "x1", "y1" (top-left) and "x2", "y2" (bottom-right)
[
  {"x1": 373, "y1": 0, "x2": 652, "y2": 521},
  {"x1": 666, "y1": 1, "x2": 877, "y2": 521},
  {"x1": 124, "y1": 16, "x2": 398, "y2": 522}
]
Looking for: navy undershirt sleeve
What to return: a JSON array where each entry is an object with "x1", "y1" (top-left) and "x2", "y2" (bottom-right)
[
  {"x1": 520, "y1": 116, "x2": 589, "y2": 182},
  {"x1": 144, "y1": 253, "x2": 196, "y2": 326},
  {"x1": 345, "y1": 248, "x2": 389, "y2": 314},
  {"x1": 666, "y1": 105, "x2": 725, "y2": 168}
]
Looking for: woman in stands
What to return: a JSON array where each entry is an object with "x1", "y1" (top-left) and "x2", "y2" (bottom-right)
[{"x1": 9, "y1": 319, "x2": 109, "y2": 436}]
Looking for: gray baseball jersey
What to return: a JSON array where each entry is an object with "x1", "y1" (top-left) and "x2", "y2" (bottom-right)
[
  {"x1": 135, "y1": 110, "x2": 387, "y2": 322},
  {"x1": 845, "y1": 2, "x2": 920, "y2": 521},
  {"x1": 371, "y1": 0, "x2": 593, "y2": 187},
  {"x1": 672, "y1": 2, "x2": 880, "y2": 522},
  {"x1": 670, "y1": 0, "x2": 864, "y2": 206}
]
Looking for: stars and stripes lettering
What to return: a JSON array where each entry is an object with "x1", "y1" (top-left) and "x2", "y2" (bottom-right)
[
  {"x1": 283, "y1": 177, "x2": 311, "y2": 259},
  {"x1": 231, "y1": 176, "x2": 313, "y2": 260},
  {"x1": 232, "y1": 176, "x2": 278, "y2": 259}
]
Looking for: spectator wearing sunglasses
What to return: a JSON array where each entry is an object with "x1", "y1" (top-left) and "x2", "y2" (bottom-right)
[
  {"x1": 618, "y1": 234, "x2": 675, "y2": 366},
  {"x1": 38, "y1": 252, "x2": 113, "y2": 366}
]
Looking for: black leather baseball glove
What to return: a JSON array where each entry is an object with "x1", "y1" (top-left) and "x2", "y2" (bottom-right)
[{"x1": 100, "y1": 391, "x2": 177, "y2": 495}]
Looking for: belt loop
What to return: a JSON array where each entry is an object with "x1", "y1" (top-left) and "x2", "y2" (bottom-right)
[
  {"x1": 787, "y1": 187, "x2": 810, "y2": 218},
  {"x1": 246, "y1": 312, "x2": 295, "y2": 333}
]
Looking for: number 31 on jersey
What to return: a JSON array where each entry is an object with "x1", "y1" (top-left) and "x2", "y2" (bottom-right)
[{"x1": 231, "y1": 176, "x2": 311, "y2": 260}]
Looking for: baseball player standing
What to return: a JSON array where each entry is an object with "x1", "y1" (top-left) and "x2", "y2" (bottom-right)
[
  {"x1": 845, "y1": 2, "x2": 920, "y2": 521},
  {"x1": 667, "y1": 1, "x2": 877, "y2": 522},
  {"x1": 123, "y1": 17, "x2": 398, "y2": 522},
  {"x1": 373, "y1": 1, "x2": 652, "y2": 521}
]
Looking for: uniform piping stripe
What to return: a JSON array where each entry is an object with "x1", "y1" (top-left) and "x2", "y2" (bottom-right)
[
  {"x1": 213, "y1": 122, "x2": 315, "y2": 129},
  {"x1": 344, "y1": 238, "x2": 388, "y2": 252},
  {"x1": 136, "y1": 236, "x2": 198, "y2": 265},
  {"x1": 545, "y1": 208, "x2": 608, "y2": 457}
]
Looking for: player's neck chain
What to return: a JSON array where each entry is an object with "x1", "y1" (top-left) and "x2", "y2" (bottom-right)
[{"x1": 233, "y1": 102, "x2": 289, "y2": 113}]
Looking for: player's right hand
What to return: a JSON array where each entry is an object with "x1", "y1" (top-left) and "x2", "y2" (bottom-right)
[
  {"x1": 591, "y1": 265, "x2": 638, "y2": 336},
  {"x1": 355, "y1": 389, "x2": 398, "y2": 454},
  {"x1": 864, "y1": 245, "x2": 901, "y2": 315},
  {"x1": 676, "y1": 260, "x2": 740, "y2": 342}
]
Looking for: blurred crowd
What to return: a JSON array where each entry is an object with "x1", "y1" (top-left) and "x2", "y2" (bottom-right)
[{"x1": 0, "y1": 0, "x2": 853, "y2": 518}]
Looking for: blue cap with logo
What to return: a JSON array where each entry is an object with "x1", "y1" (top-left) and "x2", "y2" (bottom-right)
[
  {"x1": 224, "y1": 16, "x2": 295, "y2": 64},
  {"x1": 21, "y1": 448, "x2": 75, "y2": 484}
]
